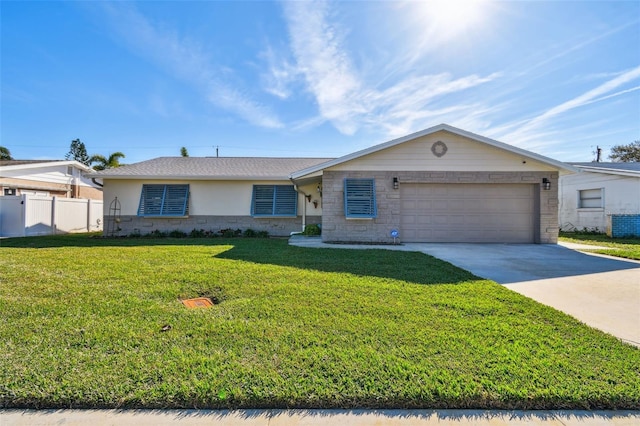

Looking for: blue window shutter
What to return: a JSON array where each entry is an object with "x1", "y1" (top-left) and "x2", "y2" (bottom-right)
[
  {"x1": 252, "y1": 185, "x2": 297, "y2": 216},
  {"x1": 138, "y1": 184, "x2": 165, "y2": 215},
  {"x1": 138, "y1": 184, "x2": 189, "y2": 216},
  {"x1": 162, "y1": 185, "x2": 189, "y2": 215},
  {"x1": 274, "y1": 185, "x2": 297, "y2": 215},
  {"x1": 252, "y1": 185, "x2": 275, "y2": 215},
  {"x1": 344, "y1": 178, "x2": 376, "y2": 218}
]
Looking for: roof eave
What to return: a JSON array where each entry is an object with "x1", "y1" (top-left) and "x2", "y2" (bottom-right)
[
  {"x1": 1, "y1": 160, "x2": 93, "y2": 173},
  {"x1": 573, "y1": 165, "x2": 640, "y2": 177},
  {"x1": 93, "y1": 174, "x2": 293, "y2": 181}
]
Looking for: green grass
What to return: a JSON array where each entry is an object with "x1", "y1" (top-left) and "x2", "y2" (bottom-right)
[
  {"x1": 1, "y1": 234, "x2": 639, "y2": 409},
  {"x1": 559, "y1": 232, "x2": 640, "y2": 260}
]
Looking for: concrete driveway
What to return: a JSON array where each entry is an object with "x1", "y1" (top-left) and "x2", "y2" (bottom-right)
[
  {"x1": 404, "y1": 243, "x2": 640, "y2": 347},
  {"x1": 290, "y1": 237, "x2": 640, "y2": 346}
]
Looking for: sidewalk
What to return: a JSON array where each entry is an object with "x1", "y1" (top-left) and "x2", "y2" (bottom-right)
[{"x1": 2, "y1": 409, "x2": 639, "y2": 425}]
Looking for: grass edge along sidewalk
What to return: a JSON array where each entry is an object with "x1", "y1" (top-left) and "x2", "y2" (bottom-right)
[
  {"x1": 559, "y1": 232, "x2": 640, "y2": 261},
  {"x1": 1, "y1": 235, "x2": 638, "y2": 410}
]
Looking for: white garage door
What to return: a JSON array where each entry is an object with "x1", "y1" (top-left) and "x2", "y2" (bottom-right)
[{"x1": 400, "y1": 184, "x2": 536, "y2": 243}]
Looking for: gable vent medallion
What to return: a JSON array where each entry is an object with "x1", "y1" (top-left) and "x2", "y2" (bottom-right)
[{"x1": 431, "y1": 141, "x2": 448, "y2": 158}]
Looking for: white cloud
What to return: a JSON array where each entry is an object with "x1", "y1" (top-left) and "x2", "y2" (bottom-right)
[
  {"x1": 501, "y1": 65, "x2": 640, "y2": 145},
  {"x1": 281, "y1": 0, "x2": 497, "y2": 137},
  {"x1": 98, "y1": 2, "x2": 282, "y2": 129},
  {"x1": 282, "y1": 0, "x2": 364, "y2": 134},
  {"x1": 260, "y1": 44, "x2": 299, "y2": 100}
]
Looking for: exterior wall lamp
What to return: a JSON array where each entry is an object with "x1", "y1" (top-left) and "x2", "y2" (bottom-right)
[
  {"x1": 393, "y1": 177, "x2": 399, "y2": 190},
  {"x1": 542, "y1": 178, "x2": 551, "y2": 190}
]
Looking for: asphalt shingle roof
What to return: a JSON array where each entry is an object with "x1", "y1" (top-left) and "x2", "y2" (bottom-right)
[
  {"x1": 0, "y1": 160, "x2": 67, "y2": 167},
  {"x1": 570, "y1": 162, "x2": 640, "y2": 173},
  {"x1": 89, "y1": 157, "x2": 335, "y2": 180}
]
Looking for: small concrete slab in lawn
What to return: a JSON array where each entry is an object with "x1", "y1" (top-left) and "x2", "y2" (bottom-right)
[{"x1": 181, "y1": 297, "x2": 214, "y2": 309}]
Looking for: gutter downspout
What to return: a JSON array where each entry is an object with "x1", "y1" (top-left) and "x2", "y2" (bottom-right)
[
  {"x1": 92, "y1": 178, "x2": 103, "y2": 188},
  {"x1": 290, "y1": 178, "x2": 307, "y2": 234}
]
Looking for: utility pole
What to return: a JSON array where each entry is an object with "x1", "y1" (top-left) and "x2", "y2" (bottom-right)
[
  {"x1": 596, "y1": 146, "x2": 602, "y2": 162},
  {"x1": 214, "y1": 146, "x2": 219, "y2": 158}
]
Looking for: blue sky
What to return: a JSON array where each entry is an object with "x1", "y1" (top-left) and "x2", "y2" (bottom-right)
[{"x1": 2, "y1": 0, "x2": 639, "y2": 164}]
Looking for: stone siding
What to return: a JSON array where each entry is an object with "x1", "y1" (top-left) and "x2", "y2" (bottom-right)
[
  {"x1": 321, "y1": 170, "x2": 559, "y2": 244},
  {"x1": 106, "y1": 215, "x2": 321, "y2": 237}
]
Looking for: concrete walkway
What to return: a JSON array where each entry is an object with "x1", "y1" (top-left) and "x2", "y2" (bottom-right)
[
  {"x1": 289, "y1": 237, "x2": 640, "y2": 346},
  {"x1": 2, "y1": 409, "x2": 639, "y2": 425}
]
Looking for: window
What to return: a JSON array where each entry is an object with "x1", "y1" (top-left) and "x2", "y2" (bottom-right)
[
  {"x1": 138, "y1": 184, "x2": 189, "y2": 216},
  {"x1": 344, "y1": 178, "x2": 377, "y2": 218},
  {"x1": 251, "y1": 185, "x2": 297, "y2": 216},
  {"x1": 579, "y1": 188, "x2": 603, "y2": 208}
]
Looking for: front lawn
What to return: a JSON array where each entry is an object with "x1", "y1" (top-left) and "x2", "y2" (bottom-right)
[
  {"x1": 559, "y1": 232, "x2": 640, "y2": 260},
  {"x1": 1, "y1": 235, "x2": 638, "y2": 409}
]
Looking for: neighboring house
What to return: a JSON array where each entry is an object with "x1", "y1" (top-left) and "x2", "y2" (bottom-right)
[
  {"x1": 559, "y1": 162, "x2": 640, "y2": 235},
  {"x1": 0, "y1": 160, "x2": 103, "y2": 200},
  {"x1": 90, "y1": 124, "x2": 574, "y2": 243}
]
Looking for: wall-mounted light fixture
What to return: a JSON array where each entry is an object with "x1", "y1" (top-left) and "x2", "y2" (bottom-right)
[
  {"x1": 306, "y1": 194, "x2": 312, "y2": 203},
  {"x1": 313, "y1": 200, "x2": 318, "y2": 208},
  {"x1": 542, "y1": 178, "x2": 551, "y2": 190},
  {"x1": 393, "y1": 177, "x2": 399, "y2": 190}
]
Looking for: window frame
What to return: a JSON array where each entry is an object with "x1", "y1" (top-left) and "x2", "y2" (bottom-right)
[
  {"x1": 137, "y1": 184, "x2": 190, "y2": 217},
  {"x1": 578, "y1": 188, "x2": 604, "y2": 209},
  {"x1": 344, "y1": 178, "x2": 377, "y2": 219},
  {"x1": 251, "y1": 184, "x2": 298, "y2": 217}
]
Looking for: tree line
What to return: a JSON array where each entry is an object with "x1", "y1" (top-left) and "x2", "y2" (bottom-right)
[
  {"x1": 1, "y1": 140, "x2": 191, "y2": 166},
  {"x1": 63, "y1": 139, "x2": 125, "y2": 171},
  {"x1": 0, "y1": 139, "x2": 126, "y2": 170}
]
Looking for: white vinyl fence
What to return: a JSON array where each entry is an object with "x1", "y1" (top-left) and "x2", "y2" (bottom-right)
[{"x1": 0, "y1": 195, "x2": 103, "y2": 238}]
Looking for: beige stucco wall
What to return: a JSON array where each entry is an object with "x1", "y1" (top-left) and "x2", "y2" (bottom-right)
[
  {"x1": 328, "y1": 131, "x2": 558, "y2": 173},
  {"x1": 101, "y1": 179, "x2": 322, "y2": 236},
  {"x1": 103, "y1": 179, "x2": 321, "y2": 217}
]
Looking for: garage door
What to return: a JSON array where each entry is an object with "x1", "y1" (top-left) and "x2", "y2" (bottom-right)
[{"x1": 400, "y1": 184, "x2": 536, "y2": 243}]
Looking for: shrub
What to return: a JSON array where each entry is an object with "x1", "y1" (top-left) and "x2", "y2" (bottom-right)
[
  {"x1": 220, "y1": 228, "x2": 242, "y2": 238},
  {"x1": 189, "y1": 228, "x2": 207, "y2": 238},
  {"x1": 168, "y1": 229, "x2": 188, "y2": 238},
  {"x1": 302, "y1": 224, "x2": 321, "y2": 236},
  {"x1": 243, "y1": 228, "x2": 258, "y2": 238},
  {"x1": 256, "y1": 230, "x2": 269, "y2": 238},
  {"x1": 147, "y1": 229, "x2": 167, "y2": 238}
]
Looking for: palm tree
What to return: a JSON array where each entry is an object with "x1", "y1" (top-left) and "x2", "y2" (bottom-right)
[
  {"x1": 0, "y1": 146, "x2": 13, "y2": 160},
  {"x1": 90, "y1": 152, "x2": 126, "y2": 171}
]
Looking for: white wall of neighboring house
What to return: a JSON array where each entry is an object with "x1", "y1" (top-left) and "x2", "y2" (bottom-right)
[
  {"x1": 559, "y1": 171, "x2": 640, "y2": 232},
  {"x1": 0, "y1": 161, "x2": 102, "y2": 199},
  {"x1": 2, "y1": 163, "x2": 80, "y2": 185}
]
